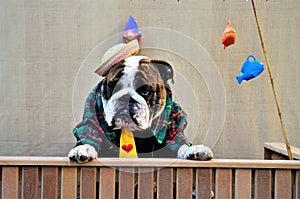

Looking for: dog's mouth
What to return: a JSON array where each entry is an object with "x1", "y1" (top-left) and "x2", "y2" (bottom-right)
[
  {"x1": 110, "y1": 104, "x2": 150, "y2": 131},
  {"x1": 112, "y1": 110, "x2": 131, "y2": 126}
]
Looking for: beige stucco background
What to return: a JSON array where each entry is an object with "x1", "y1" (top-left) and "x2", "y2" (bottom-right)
[{"x1": 1, "y1": 0, "x2": 299, "y2": 159}]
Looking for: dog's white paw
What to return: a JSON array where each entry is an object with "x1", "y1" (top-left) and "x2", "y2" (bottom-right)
[
  {"x1": 68, "y1": 144, "x2": 98, "y2": 163},
  {"x1": 178, "y1": 145, "x2": 213, "y2": 161}
]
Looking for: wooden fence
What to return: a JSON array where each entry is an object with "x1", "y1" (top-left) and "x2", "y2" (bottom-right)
[{"x1": 0, "y1": 157, "x2": 300, "y2": 199}]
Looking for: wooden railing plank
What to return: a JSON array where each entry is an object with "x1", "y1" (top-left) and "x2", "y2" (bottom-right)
[
  {"x1": 22, "y1": 166, "x2": 39, "y2": 199},
  {"x1": 215, "y1": 168, "x2": 232, "y2": 199},
  {"x1": 1, "y1": 157, "x2": 300, "y2": 169},
  {"x1": 296, "y1": 170, "x2": 300, "y2": 199},
  {"x1": 80, "y1": 167, "x2": 97, "y2": 199},
  {"x1": 274, "y1": 169, "x2": 292, "y2": 199},
  {"x1": 2, "y1": 166, "x2": 19, "y2": 199},
  {"x1": 254, "y1": 169, "x2": 272, "y2": 199},
  {"x1": 99, "y1": 167, "x2": 116, "y2": 199},
  {"x1": 138, "y1": 168, "x2": 154, "y2": 199},
  {"x1": 176, "y1": 168, "x2": 193, "y2": 199},
  {"x1": 41, "y1": 167, "x2": 58, "y2": 199},
  {"x1": 195, "y1": 168, "x2": 212, "y2": 199},
  {"x1": 119, "y1": 167, "x2": 135, "y2": 199},
  {"x1": 235, "y1": 169, "x2": 252, "y2": 199},
  {"x1": 61, "y1": 167, "x2": 77, "y2": 199},
  {"x1": 157, "y1": 168, "x2": 173, "y2": 199}
]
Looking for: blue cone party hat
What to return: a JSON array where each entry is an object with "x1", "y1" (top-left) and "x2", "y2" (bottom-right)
[{"x1": 123, "y1": 15, "x2": 141, "y2": 43}]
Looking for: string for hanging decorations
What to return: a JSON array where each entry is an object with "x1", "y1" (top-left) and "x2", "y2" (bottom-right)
[
  {"x1": 250, "y1": 0, "x2": 293, "y2": 160},
  {"x1": 223, "y1": 0, "x2": 269, "y2": 2}
]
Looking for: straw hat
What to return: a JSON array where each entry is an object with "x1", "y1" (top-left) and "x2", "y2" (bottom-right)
[{"x1": 95, "y1": 39, "x2": 140, "y2": 76}]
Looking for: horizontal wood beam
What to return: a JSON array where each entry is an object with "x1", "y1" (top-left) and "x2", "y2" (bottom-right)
[{"x1": 0, "y1": 157, "x2": 300, "y2": 169}]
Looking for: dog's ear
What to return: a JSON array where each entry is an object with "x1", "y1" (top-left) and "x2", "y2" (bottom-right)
[{"x1": 151, "y1": 60, "x2": 174, "y2": 84}]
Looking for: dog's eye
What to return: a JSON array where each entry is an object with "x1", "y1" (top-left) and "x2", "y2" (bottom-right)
[
  {"x1": 137, "y1": 86, "x2": 153, "y2": 97},
  {"x1": 141, "y1": 88, "x2": 150, "y2": 96}
]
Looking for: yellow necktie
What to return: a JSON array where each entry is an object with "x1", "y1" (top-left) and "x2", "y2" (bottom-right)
[{"x1": 119, "y1": 128, "x2": 138, "y2": 158}]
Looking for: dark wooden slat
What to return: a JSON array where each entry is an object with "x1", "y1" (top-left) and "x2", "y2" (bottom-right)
[
  {"x1": 274, "y1": 169, "x2": 292, "y2": 199},
  {"x1": 157, "y1": 168, "x2": 173, "y2": 199},
  {"x1": 235, "y1": 169, "x2": 251, "y2": 199},
  {"x1": 215, "y1": 168, "x2": 232, "y2": 199},
  {"x1": 99, "y1": 167, "x2": 116, "y2": 199},
  {"x1": 176, "y1": 168, "x2": 193, "y2": 199},
  {"x1": 296, "y1": 170, "x2": 300, "y2": 199},
  {"x1": 80, "y1": 167, "x2": 97, "y2": 199},
  {"x1": 2, "y1": 166, "x2": 19, "y2": 199},
  {"x1": 196, "y1": 168, "x2": 212, "y2": 199},
  {"x1": 254, "y1": 169, "x2": 272, "y2": 199},
  {"x1": 118, "y1": 167, "x2": 135, "y2": 199},
  {"x1": 61, "y1": 167, "x2": 77, "y2": 199},
  {"x1": 22, "y1": 166, "x2": 39, "y2": 199},
  {"x1": 138, "y1": 168, "x2": 154, "y2": 199},
  {"x1": 41, "y1": 167, "x2": 58, "y2": 199}
]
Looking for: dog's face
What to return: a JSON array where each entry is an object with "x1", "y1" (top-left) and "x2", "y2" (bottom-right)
[{"x1": 101, "y1": 56, "x2": 174, "y2": 131}]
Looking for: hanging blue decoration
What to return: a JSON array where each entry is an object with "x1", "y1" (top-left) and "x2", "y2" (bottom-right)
[{"x1": 236, "y1": 55, "x2": 264, "y2": 84}]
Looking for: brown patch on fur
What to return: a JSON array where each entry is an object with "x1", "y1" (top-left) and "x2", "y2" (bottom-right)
[
  {"x1": 102, "y1": 61, "x2": 125, "y2": 100},
  {"x1": 135, "y1": 59, "x2": 167, "y2": 114}
]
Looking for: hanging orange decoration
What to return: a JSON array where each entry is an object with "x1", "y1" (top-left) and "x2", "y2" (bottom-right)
[{"x1": 222, "y1": 21, "x2": 236, "y2": 49}]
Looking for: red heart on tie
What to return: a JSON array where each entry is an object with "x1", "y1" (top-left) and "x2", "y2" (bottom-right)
[{"x1": 122, "y1": 144, "x2": 133, "y2": 153}]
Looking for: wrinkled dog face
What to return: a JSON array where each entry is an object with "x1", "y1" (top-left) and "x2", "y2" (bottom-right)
[{"x1": 101, "y1": 56, "x2": 173, "y2": 131}]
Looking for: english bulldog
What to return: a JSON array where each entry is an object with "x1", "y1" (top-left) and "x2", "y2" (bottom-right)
[{"x1": 68, "y1": 55, "x2": 213, "y2": 163}]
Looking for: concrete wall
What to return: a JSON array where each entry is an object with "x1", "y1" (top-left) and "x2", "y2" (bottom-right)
[{"x1": 1, "y1": 0, "x2": 299, "y2": 159}]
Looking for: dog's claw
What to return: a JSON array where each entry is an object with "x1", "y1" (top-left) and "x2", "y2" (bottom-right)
[{"x1": 79, "y1": 155, "x2": 88, "y2": 162}]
